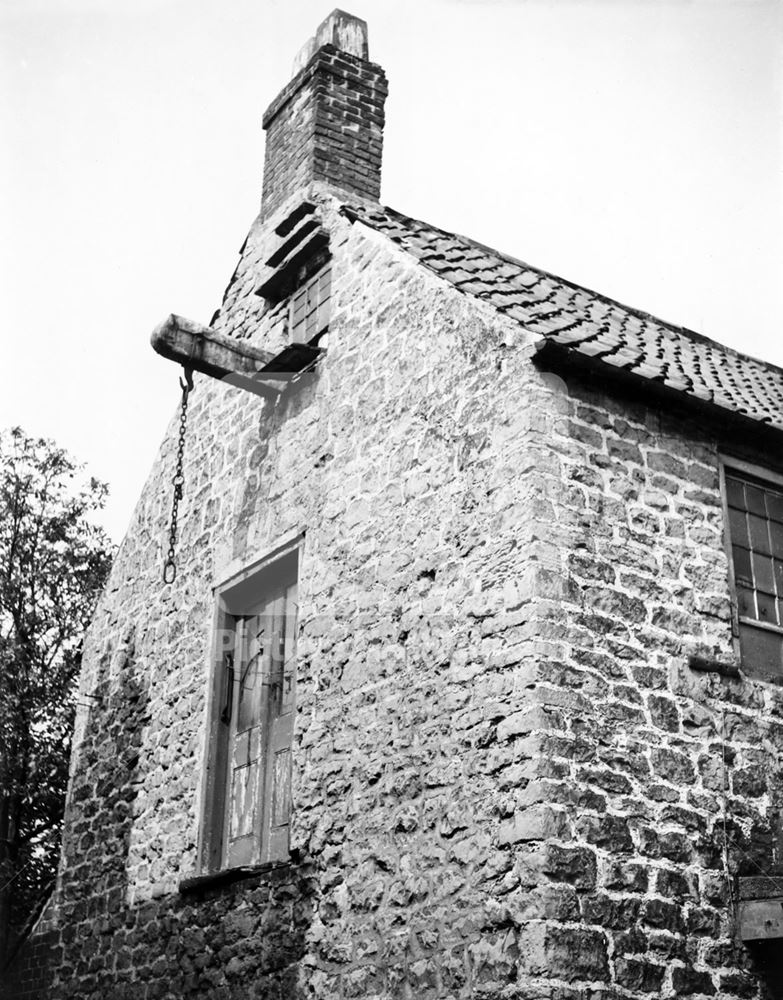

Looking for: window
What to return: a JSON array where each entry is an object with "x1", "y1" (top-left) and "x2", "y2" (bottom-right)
[
  {"x1": 257, "y1": 223, "x2": 332, "y2": 347},
  {"x1": 288, "y1": 263, "x2": 331, "y2": 342},
  {"x1": 201, "y1": 544, "x2": 299, "y2": 872},
  {"x1": 722, "y1": 459, "x2": 783, "y2": 682}
]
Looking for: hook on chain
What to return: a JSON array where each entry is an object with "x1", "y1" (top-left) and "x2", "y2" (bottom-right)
[{"x1": 163, "y1": 367, "x2": 194, "y2": 584}]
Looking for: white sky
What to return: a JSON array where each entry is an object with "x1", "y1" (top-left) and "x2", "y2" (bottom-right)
[{"x1": 2, "y1": 0, "x2": 781, "y2": 542}]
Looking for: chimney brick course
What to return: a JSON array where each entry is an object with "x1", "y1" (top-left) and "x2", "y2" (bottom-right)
[{"x1": 261, "y1": 31, "x2": 387, "y2": 218}]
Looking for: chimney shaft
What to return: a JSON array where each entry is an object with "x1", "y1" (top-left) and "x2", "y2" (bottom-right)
[{"x1": 261, "y1": 10, "x2": 388, "y2": 218}]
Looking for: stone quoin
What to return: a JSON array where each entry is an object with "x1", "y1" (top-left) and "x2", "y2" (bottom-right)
[{"x1": 5, "y1": 9, "x2": 783, "y2": 1000}]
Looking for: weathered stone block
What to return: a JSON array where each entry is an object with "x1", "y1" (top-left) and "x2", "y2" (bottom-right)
[
  {"x1": 614, "y1": 957, "x2": 665, "y2": 993},
  {"x1": 518, "y1": 925, "x2": 609, "y2": 980},
  {"x1": 641, "y1": 897, "x2": 684, "y2": 934},
  {"x1": 576, "y1": 813, "x2": 633, "y2": 853},
  {"x1": 717, "y1": 972, "x2": 757, "y2": 998},
  {"x1": 498, "y1": 807, "x2": 570, "y2": 845},
  {"x1": 542, "y1": 844, "x2": 597, "y2": 890},
  {"x1": 603, "y1": 861, "x2": 648, "y2": 894},
  {"x1": 507, "y1": 884, "x2": 580, "y2": 923},
  {"x1": 655, "y1": 867, "x2": 695, "y2": 901},
  {"x1": 670, "y1": 965, "x2": 717, "y2": 995},
  {"x1": 650, "y1": 747, "x2": 696, "y2": 784},
  {"x1": 647, "y1": 694, "x2": 680, "y2": 733}
]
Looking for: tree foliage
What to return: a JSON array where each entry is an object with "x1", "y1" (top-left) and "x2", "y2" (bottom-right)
[{"x1": 0, "y1": 427, "x2": 113, "y2": 966}]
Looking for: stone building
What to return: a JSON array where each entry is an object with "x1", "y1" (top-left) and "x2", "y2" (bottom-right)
[{"x1": 5, "y1": 9, "x2": 783, "y2": 999}]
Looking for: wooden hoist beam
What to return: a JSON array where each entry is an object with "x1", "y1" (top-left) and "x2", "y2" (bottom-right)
[
  {"x1": 151, "y1": 312, "x2": 323, "y2": 584},
  {"x1": 151, "y1": 314, "x2": 323, "y2": 401}
]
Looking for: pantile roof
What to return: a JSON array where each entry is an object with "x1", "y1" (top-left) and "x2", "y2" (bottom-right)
[{"x1": 342, "y1": 202, "x2": 783, "y2": 434}]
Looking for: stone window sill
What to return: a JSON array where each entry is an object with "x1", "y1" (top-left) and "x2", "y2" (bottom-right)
[{"x1": 178, "y1": 859, "x2": 293, "y2": 894}]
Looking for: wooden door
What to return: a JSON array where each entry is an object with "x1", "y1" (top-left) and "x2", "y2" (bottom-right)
[
  {"x1": 222, "y1": 573, "x2": 297, "y2": 867},
  {"x1": 225, "y1": 610, "x2": 265, "y2": 867},
  {"x1": 263, "y1": 580, "x2": 297, "y2": 862}
]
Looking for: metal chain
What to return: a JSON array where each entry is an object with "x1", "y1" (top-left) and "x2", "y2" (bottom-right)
[{"x1": 163, "y1": 369, "x2": 193, "y2": 584}]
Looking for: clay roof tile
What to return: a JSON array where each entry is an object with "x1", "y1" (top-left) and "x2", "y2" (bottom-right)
[{"x1": 342, "y1": 201, "x2": 783, "y2": 433}]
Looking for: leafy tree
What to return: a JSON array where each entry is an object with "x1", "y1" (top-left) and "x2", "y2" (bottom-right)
[{"x1": 0, "y1": 427, "x2": 113, "y2": 968}]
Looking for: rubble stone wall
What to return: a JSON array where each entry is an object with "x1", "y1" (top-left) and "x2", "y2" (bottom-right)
[
  {"x1": 5, "y1": 199, "x2": 550, "y2": 999},
  {"x1": 510, "y1": 366, "x2": 783, "y2": 998}
]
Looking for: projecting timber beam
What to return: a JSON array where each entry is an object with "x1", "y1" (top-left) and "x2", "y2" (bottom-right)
[
  {"x1": 152, "y1": 314, "x2": 275, "y2": 378},
  {"x1": 151, "y1": 314, "x2": 323, "y2": 401}
]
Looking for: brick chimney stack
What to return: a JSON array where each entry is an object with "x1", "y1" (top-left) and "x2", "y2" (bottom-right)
[{"x1": 260, "y1": 10, "x2": 388, "y2": 219}]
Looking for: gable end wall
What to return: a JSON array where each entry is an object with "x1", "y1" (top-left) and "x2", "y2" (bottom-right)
[{"x1": 5, "y1": 200, "x2": 561, "y2": 999}]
